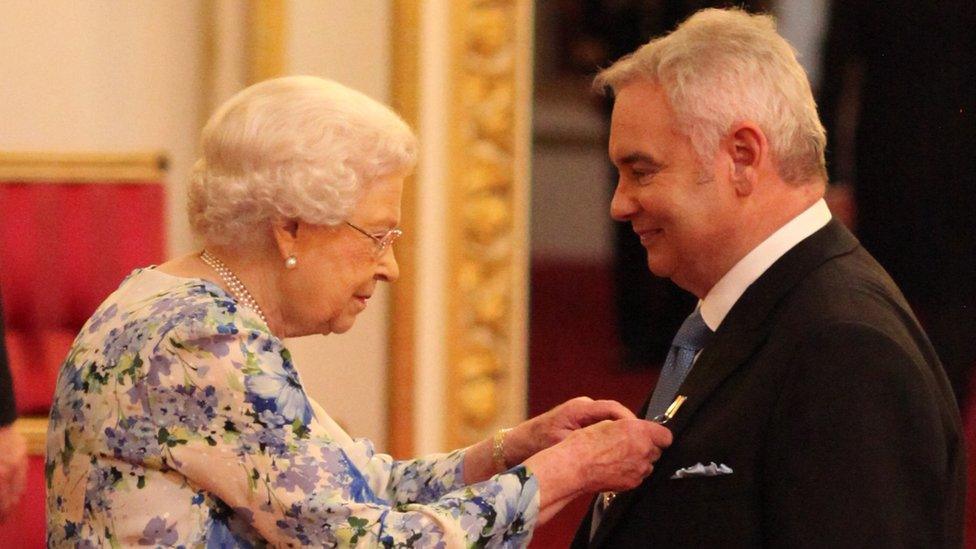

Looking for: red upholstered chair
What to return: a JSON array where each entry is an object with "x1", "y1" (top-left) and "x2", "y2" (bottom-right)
[{"x1": 0, "y1": 152, "x2": 166, "y2": 548}]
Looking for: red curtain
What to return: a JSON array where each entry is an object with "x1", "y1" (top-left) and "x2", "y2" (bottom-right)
[{"x1": 0, "y1": 181, "x2": 165, "y2": 546}]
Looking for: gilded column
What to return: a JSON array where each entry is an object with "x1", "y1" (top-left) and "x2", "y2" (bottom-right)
[{"x1": 444, "y1": 0, "x2": 533, "y2": 447}]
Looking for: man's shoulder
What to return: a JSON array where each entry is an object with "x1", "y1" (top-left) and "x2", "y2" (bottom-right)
[
  {"x1": 759, "y1": 246, "x2": 949, "y2": 395},
  {"x1": 774, "y1": 245, "x2": 913, "y2": 333}
]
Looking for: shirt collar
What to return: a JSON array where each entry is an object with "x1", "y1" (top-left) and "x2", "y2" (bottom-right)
[{"x1": 699, "y1": 199, "x2": 832, "y2": 331}]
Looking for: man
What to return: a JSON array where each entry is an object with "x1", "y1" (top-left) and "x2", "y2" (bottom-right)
[{"x1": 573, "y1": 8, "x2": 965, "y2": 548}]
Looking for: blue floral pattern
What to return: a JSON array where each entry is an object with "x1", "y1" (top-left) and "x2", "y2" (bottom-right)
[{"x1": 46, "y1": 268, "x2": 539, "y2": 547}]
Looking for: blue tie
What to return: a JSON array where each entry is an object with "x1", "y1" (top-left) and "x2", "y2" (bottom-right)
[
  {"x1": 645, "y1": 308, "x2": 713, "y2": 420},
  {"x1": 590, "y1": 308, "x2": 715, "y2": 541}
]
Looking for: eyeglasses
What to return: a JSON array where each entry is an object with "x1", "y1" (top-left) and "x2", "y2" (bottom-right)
[{"x1": 345, "y1": 221, "x2": 402, "y2": 257}]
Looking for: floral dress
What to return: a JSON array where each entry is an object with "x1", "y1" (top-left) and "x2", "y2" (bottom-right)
[{"x1": 45, "y1": 269, "x2": 539, "y2": 548}]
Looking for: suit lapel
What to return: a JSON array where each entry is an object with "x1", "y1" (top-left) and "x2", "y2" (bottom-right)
[
  {"x1": 659, "y1": 220, "x2": 858, "y2": 441},
  {"x1": 588, "y1": 220, "x2": 859, "y2": 548}
]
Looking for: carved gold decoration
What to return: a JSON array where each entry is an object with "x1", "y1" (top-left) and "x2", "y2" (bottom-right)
[
  {"x1": 446, "y1": 0, "x2": 532, "y2": 448},
  {"x1": 0, "y1": 152, "x2": 167, "y2": 183}
]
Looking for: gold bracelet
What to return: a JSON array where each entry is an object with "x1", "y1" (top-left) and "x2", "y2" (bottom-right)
[{"x1": 492, "y1": 427, "x2": 512, "y2": 473}]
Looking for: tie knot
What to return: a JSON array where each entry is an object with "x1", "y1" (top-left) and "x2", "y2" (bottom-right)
[{"x1": 672, "y1": 308, "x2": 713, "y2": 351}]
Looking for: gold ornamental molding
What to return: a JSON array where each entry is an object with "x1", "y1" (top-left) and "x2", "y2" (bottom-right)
[
  {"x1": 0, "y1": 152, "x2": 168, "y2": 183},
  {"x1": 200, "y1": 0, "x2": 286, "y2": 128},
  {"x1": 245, "y1": 0, "x2": 287, "y2": 84},
  {"x1": 445, "y1": 0, "x2": 532, "y2": 448},
  {"x1": 388, "y1": 0, "x2": 422, "y2": 459}
]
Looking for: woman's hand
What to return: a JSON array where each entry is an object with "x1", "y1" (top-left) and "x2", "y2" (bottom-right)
[
  {"x1": 523, "y1": 418, "x2": 672, "y2": 522},
  {"x1": 503, "y1": 397, "x2": 636, "y2": 466},
  {"x1": 558, "y1": 419, "x2": 672, "y2": 492},
  {"x1": 461, "y1": 398, "x2": 637, "y2": 485}
]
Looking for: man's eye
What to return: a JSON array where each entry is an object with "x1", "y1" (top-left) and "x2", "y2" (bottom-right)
[{"x1": 633, "y1": 168, "x2": 656, "y2": 181}]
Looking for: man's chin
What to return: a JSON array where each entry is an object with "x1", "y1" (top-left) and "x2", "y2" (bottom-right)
[{"x1": 645, "y1": 255, "x2": 672, "y2": 279}]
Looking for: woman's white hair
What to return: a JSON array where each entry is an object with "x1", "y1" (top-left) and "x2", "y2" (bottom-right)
[
  {"x1": 188, "y1": 75, "x2": 418, "y2": 247},
  {"x1": 595, "y1": 8, "x2": 827, "y2": 183}
]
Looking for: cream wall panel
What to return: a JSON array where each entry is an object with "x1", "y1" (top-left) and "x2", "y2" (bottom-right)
[
  {"x1": 413, "y1": 0, "x2": 451, "y2": 454},
  {"x1": 0, "y1": 1, "x2": 204, "y2": 257},
  {"x1": 283, "y1": 0, "x2": 394, "y2": 450},
  {"x1": 287, "y1": 0, "x2": 392, "y2": 101}
]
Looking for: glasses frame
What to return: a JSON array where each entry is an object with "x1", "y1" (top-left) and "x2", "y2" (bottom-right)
[{"x1": 345, "y1": 221, "x2": 402, "y2": 257}]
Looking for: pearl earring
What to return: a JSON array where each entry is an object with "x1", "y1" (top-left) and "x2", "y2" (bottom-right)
[{"x1": 285, "y1": 255, "x2": 298, "y2": 269}]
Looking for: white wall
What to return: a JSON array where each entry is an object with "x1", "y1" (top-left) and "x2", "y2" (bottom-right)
[
  {"x1": 287, "y1": 0, "x2": 392, "y2": 102},
  {"x1": 0, "y1": 0, "x2": 203, "y2": 257},
  {"x1": 283, "y1": 0, "x2": 393, "y2": 449},
  {"x1": 0, "y1": 0, "x2": 394, "y2": 449}
]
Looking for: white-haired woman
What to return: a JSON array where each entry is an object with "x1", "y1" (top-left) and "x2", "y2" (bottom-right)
[{"x1": 45, "y1": 76, "x2": 671, "y2": 547}]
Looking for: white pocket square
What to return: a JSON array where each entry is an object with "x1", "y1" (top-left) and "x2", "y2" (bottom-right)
[{"x1": 670, "y1": 462, "x2": 733, "y2": 479}]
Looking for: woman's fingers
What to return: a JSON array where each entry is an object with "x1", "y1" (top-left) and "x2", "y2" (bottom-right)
[
  {"x1": 555, "y1": 396, "x2": 636, "y2": 428},
  {"x1": 582, "y1": 399, "x2": 637, "y2": 421},
  {"x1": 574, "y1": 419, "x2": 672, "y2": 492}
]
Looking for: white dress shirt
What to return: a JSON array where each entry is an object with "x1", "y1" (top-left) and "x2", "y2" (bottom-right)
[{"x1": 699, "y1": 199, "x2": 832, "y2": 331}]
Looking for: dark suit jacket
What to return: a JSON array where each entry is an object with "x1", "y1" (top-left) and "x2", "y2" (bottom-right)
[
  {"x1": 818, "y1": 0, "x2": 976, "y2": 406},
  {"x1": 573, "y1": 220, "x2": 966, "y2": 548}
]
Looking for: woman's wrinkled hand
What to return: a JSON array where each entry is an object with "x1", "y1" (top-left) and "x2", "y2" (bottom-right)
[
  {"x1": 504, "y1": 397, "x2": 636, "y2": 465},
  {"x1": 524, "y1": 418, "x2": 672, "y2": 518},
  {"x1": 562, "y1": 418, "x2": 672, "y2": 493}
]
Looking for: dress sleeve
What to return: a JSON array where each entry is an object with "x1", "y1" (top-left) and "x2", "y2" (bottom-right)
[
  {"x1": 142, "y1": 321, "x2": 539, "y2": 547},
  {"x1": 305, "y1": 397, "x2": 470, "y2": 506}
]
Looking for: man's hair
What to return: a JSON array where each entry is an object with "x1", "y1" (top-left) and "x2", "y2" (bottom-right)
[{"x1": 595, "y1": 8, "x2": 827, "y2": 183}]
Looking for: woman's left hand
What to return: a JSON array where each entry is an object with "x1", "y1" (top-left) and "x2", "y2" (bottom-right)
[{"x1": 503, "y1": 397, "x2": 636, "y2": 466}]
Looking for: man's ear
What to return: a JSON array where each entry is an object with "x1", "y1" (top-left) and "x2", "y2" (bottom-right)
[
  {"x1": 271, "y1": 219, "x2": 300, "y2": 261},
  {"x1": 725, "y1": 122, "x2": 767, "y2": 196}
]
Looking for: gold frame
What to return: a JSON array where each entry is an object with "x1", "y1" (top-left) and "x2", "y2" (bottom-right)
[
  {"x1": 390, "y1": 0, "x2": 533, "y2": 451},
  {"x1": 245, "y1": 0, "x2": 287, "y2": 84},
  {"x1": 389, "y1": 0, "x2": 422, "y2": 458},
  {"x1": 443, "y1": 0, "x2": 532, "y2": 448},
  {"x1": 0, "y1": 152, "x2": 167, "y2": 183}
]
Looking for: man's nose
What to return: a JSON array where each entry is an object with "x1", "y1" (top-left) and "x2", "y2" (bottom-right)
[{"x1": 610, "y1": 183, "x2": 637, "y2": 221}]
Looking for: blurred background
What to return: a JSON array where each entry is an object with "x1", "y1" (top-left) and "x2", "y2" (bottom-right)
[{"x1": 0, "y1": 1, "x2": 973, "y2": 547}]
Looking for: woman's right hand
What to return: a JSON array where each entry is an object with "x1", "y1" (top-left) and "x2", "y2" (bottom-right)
[
  {"x1": 523, "y1": 418, "x2": 672, "y2": 520},
  {"x1": 560, "y1": 419, "x2": 672, "y2": 492}
]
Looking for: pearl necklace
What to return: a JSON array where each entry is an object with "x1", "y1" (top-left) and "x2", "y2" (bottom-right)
[{"x1": 200, "y1": 250, "x2": 268, "y2": 325}]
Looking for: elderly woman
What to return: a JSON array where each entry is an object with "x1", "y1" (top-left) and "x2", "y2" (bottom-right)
[{"x1": 45, "y1": 76, "x2": 671, "y2": 547}]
